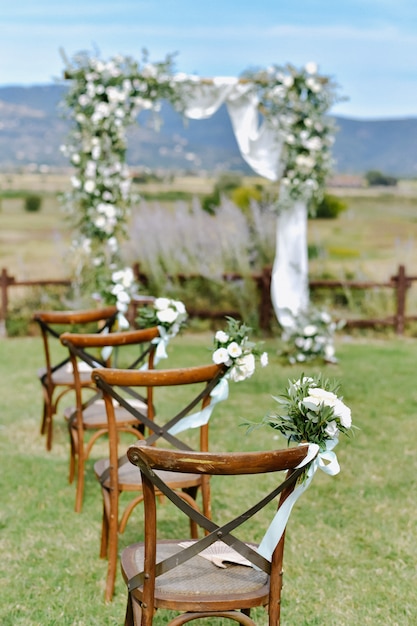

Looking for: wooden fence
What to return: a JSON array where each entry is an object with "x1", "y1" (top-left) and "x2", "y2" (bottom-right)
[{"x1": 1, "y1": 264, "x2": 416, "y2": 337}]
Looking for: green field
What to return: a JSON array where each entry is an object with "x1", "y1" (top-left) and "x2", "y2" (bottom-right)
[
  {"x1": 1, "y1": 332, "x2": 417, "y2": 624},
  {"x1": 1, "y1": 172, "x2": 417, "y2": 283}
]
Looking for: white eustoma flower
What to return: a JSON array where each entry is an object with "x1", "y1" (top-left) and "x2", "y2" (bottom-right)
[
  {"x1": 333, "y1": 399, "x2": 352, "y2": 428},
  {"x1": 320, "y1": 311, "x2": 332, "y2": 323},
  {"x1": 94, "y1": 216, "x2": 106, "y2": 230},
  {"x1": 227, "y1": 342, "x2": 242, "y2": 358},
  {"x1": 91, "y1": 145, "x2": 101, "y2": 160},
  {"x1": 157, "y1": 307, "x2": 178, "y2": 325},
  {"x1": 111, "y1": 283, "x2": 124, "y2": 296},
  {"x1": 84, "y1": 180, "x2": 96, "y2": 193},
  {"x1": 229, "y1": 353, "x2": 256, "y2": 382},
  {"x1": 120, "y1": 267, "x2": 134, "y2": 287},
  {"x1": 117, "y1": 290, "x2": 130, "y2": 304},
  {"x1": 174, "y1": 300, "x2": 186, "y2": 314},
  {"x1": 305, "y1": 61, "x2": 318, "y2": 74},
  {"x1": 111, "y1": 269, "x2": 125, "y2": 283},
  {"x1": 154, "y1": 297, "x2": 170, "y2": 311},
  {"x1": 282, "y1": 75, "x2": 294, "y2": 88},
  {"x1": 306, "y1": 77, "x2": 321, "y2": 93},
  {"x1": 303, "y1": 338, "x2": 313, "y2": 351},
  {"x1": 78, "y1": 94, "x2": 90, "y2": 106},
  {"x1": 107, "y1": 237, "x2": 118, "y2": 253},
  {"x1": 324, "y1": 344, "x2": 336, "y2": 359},
  {"x1": 295, "y1": 154, "x2": 315, "y2": 170},
  {"x1": 305, "y1": 387, "x2": 338, "y2": 408},
  {"x1": 305, "y1": 137, "x2": 322, "y2": 151},
  {"x1": 303, "y1": 324, "x2": 318, "y2": 336},
  {"x1": 260, "y1": 352, "x2": 269, "y2": 367},
  {"x1": 213, "y1": 347, "x2": 231, "y2": 365},
  {"x1": 215, "y1": 330, "x2": 229, "y2": 344},
  {"x1": 325, "y1": 420, "x2": 338, "y2": 438}
]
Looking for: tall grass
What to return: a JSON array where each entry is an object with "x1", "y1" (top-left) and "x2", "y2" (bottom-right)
[
  {"x1": 125, "y1": 197, "x2": 276, "y2": 282},
  {"x1": 1, "y1": 332, "x2": 417, "y2": 624}
]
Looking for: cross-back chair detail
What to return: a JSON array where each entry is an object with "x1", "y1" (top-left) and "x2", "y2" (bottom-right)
[
  {"x1": 121, "y1": 443, "x2": 313, "y2": 626},
  {"x1": 91, "y1": 363, "x2": 228, "y2": 602},
  {"x1": 33, "y1": 306, "x2": 118, "y2": 450},
  {"x1": 60, "y1": 326, "x2": 161, "y2": 513}
]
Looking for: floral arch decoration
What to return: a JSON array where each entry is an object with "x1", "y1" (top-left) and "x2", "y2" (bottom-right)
[{"x1": 60, "y1": 50, "x2": 341, "y2": 331}]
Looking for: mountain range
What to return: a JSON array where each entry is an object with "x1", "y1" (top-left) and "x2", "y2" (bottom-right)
[{"x1": 0, "y1": 84, "x2": 417, "y2": 177}]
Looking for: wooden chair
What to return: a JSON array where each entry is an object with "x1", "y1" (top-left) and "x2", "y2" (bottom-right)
[
  {"x1": 33, "y1": 306, "x2": 118, "y2": 450},
  {"x1": 121, "y1": 443, "x2": 312, "y2": 626},
  {"x1": 91, "y1": 363, "x2": 228, "y2": 602},
  {"x1": 60, "y1": 326, "x2": 161, "y2": 513}
]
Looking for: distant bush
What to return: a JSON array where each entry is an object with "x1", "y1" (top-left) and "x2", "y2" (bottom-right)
[
  {"x1": 24, "y1": 194, "x2": 42, "y2": 212},
  {"x1": 231, "y1": 185, "x2": 263, "y2": 210},
  {"x1": 202, "y1": 172, "x2": 243, "y2": 213},
  {"x1": 312, "y1": 193, "x2": 347, "y2": 219},
  {"x1": 365, "y1": 170, "x2": 398, "y2": 187}
]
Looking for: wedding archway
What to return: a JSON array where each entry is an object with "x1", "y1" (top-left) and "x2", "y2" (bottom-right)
[{"x1": 61, "y1": 50, "x2": 340, "y2": 335}]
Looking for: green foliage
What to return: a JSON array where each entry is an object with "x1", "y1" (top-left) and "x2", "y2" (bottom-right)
[
  {"x1": 139, "y1": 190, "x2": 194, "y2": 202},
  {"x1": 24, "y1": 194, "x2": 42, "y2": 213},
  {"x1": 5, "y1": 285, "x2": 73, "y2": 337},
  {"x1": 231, "y1": 185, "x2": 263, "y2": 210},
  {"x1": 365, "y1": 170, "x2": 398, "y2": 186},
  {"x1": 311, "y1": 193, "x2": 347, "y2": 219},
  {"x1": 201, "y1": 172, "x2": 243, "y2": 213}
]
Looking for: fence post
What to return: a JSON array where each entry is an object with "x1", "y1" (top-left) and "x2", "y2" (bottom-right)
[
  {"x1": 257, "y1": 266, "x2": 273, "y2": 333},
  {"x1": 0, "y1": 268, "x2": 12, "y2": 338},
  {"x1": 393, "y1": 264, "x2": 408, "y2": 335}
]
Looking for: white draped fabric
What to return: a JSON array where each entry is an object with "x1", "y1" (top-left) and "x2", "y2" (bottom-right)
[
  {"x1": 271, "y1": 194, "x2": 309, "y2": 328},
  {"x1": 183, "y1": 78, "x2": 284, "y2": 181},
  {"x1": 181, "y1": 78, "x2": 309, "y2": 328}
]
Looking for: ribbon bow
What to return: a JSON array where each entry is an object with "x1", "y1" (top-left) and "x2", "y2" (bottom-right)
[{"x1": 257, "y1": 438, "x2": 340, "y2": 561}]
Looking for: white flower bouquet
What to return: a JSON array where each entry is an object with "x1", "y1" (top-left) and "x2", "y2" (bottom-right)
[
  {"x1": 280, "y1": 307, "x2": 344, "y2": 364},
  {"x1": 244, "y1": 61, "x2": 340, "y2": 212},
  {"x1": 212, "y1": 317, "x2": 268, "y2": 382},
  {"x1": 137, "y1": 297, "x2": 188, "y2": 338},
  {"x1": 257, "y1": 374, "x2": 353, "y2": 450}
]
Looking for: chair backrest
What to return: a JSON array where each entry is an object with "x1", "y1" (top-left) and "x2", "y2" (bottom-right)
[
  {"x1": 93, "y1": 363, "x2": 227, "y2": 445},
  {"x1": 34, "y1": 306, "x2": 119, "y2": 384},
  {"x1": 125, "y1": 443, "x2": 311, "y2": 622},
  {"x1": 91, "y1": 364, "x2": 228, "y2": 488},
  {"x1": 60, "y1": 327, "x2": 161, "y2": 421}
]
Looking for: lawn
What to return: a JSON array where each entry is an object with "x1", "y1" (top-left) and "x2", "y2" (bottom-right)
[{"x1": 1, "y1": 331, "x2": 416, "y2": 625}]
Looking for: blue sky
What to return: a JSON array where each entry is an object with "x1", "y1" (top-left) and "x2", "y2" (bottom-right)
[{"x1": 2, "y1": 0, "x2": 417, "y2": 119}]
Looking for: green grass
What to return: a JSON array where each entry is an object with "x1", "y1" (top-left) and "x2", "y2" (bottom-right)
[{"x1": 1, "y1": 332, "x2": 417, "y2": 624}]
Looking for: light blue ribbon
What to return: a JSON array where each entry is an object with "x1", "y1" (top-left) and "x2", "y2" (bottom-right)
[
  {"x1": 257, "y1": 439, "x2": 339, "y2": 561},
  {"x1": 168, "y1": 377, "x2": 229, "y2": 435},
  {"x1": 139, "y1": 326, "x2": 170, "y2": 370}
]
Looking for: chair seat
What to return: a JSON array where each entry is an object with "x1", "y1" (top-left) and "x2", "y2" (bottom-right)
[
  {"x1": 94, "y1": 459, "x2": 202, "y2": 491},
  {"x1": 64, "y1": 399, "x2": 148, "y2": 429},
  {"x1": 37, "y1": 364, "x2": 94, "y2": 386},
  {"x1": 121, "y1": 540, "x2": 269, "y2": 607}
]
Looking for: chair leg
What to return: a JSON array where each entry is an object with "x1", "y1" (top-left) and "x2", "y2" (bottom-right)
[
  {"x1": 68, "y1": 437, "x2": 76, "y2": 485},
  {"x1": 100, "y1": 500, "x2": 109, "y2": 559},
  {"x1": 124, "y1": 593, "x2": 134, "y2": 625},
  {"x1": 74, "y1": 440, "x2": 85, "y2": 513},
  {"x1": 125, "y1": 593, "x2": 142, "y2": 625},
  {"x1": 104, "y1": 531, "x2": 118, "y2": 602},
  {"x1": 104, "y1": 489, "x2": 119, "y2": 602},
  {"x1": 45, "y1": 410, "x2": 53, "y2": 451},
  {"x1": 40, "y1": 400, "x2": 47, "y2": 435}
]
